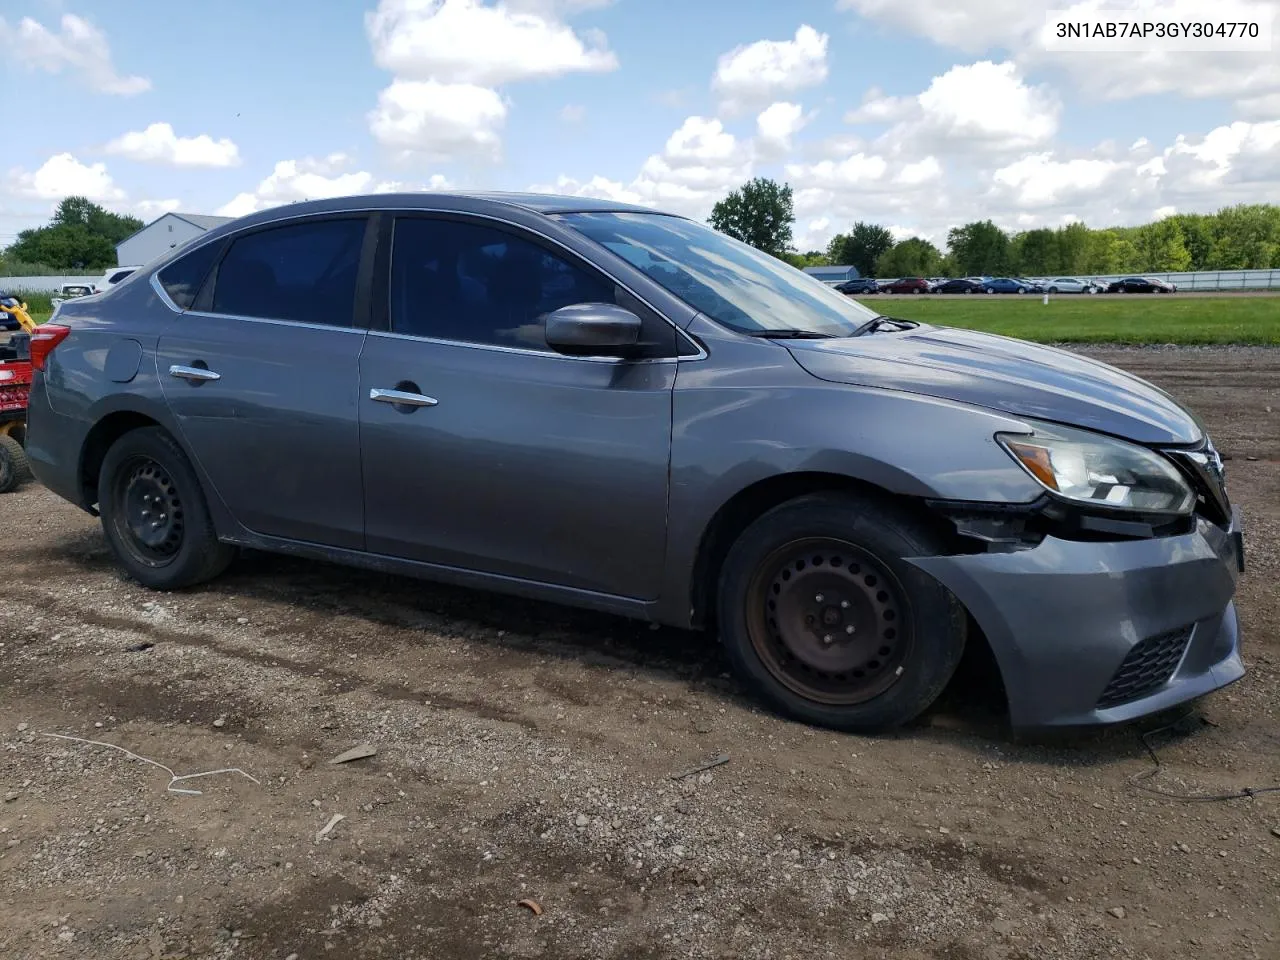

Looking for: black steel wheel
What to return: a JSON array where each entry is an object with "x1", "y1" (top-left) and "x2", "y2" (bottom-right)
[
  {"x1": 746, "y1": 537, "x2": 911, "y2": 706},
  {"x1": 99, "y1": 426, "x2": 235, "y2": 590},
  {"x1": 717, "y1": 492, "x2": 967, "y2": 732},
  {"x1": 113, "y1": 455, "x2": 186, "y2": 566}
]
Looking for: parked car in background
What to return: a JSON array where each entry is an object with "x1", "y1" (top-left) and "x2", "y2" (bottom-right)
[
  {"x1": 835, "y1": 277, "x2": 880, "y2": 295},
  {"x1": 92, "y1": 266, "x2": 141, "y2": 294},
  {"x1": 933, "y1": 278, "x2": 982, "y2": 294},
  {"x1": 25, "y1": 191, "x2": 1246, "y2": 737},
  {"x1": 883, "y1": 277, "x2": 931, "y2": 294},
  {"x1": 1106, "y1": 276, "x2": 1177, "y2": 294},
  {"x1": 982, "y1": 278, "x2": 1038, "y2": 294},
  {"x1": 49, "y1": 282, "x2": 97, "y2": 312},
  {"x1": 1044, "y1": 277, "x2": 1103, "y2": 294}
]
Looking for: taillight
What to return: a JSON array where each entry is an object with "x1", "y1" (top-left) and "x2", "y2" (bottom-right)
[{"x1": 29, "y1": 324, "x2": 71, "y2": 372}]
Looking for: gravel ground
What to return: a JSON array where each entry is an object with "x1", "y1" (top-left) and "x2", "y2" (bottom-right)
[{"x1": 1, "y1": 346, "x2": 1277, "y2": 960}]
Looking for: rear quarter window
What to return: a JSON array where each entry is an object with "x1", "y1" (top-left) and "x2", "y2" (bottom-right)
[{"x1": 157, "y1": 242, "x2": 221, "y2": 310}]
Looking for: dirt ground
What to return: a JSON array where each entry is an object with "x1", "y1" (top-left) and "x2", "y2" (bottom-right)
[{"x1": 1, "y1": 345, "x2": 1277, "y2": 960}]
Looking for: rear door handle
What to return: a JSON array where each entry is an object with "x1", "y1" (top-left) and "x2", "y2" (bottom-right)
[
  {"x1": 369, "y1": 387, "x2": 438, "y2": 407},
  {"x1": 169, "y1": 364, "x2": 220, "y2": 382}
]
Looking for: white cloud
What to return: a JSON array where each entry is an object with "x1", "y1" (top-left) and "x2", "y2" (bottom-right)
[
  {"x1": 11, "y1": 153, "x2": 126, "y2": 202},
  {"x1": 365, "y1": 0, "x2": 617, "y2": 85},
  {"x1": 134, "y1": 199, "x2": 183, "y2": 220},
  {"x1": 991, "y1": 153, "x2": 1125, "y2": 207},
  {"x1": 844, "y1": 88, "x2": 913, "y2": 124},
  {"x1": 785, "y1": 153, "x2": 888, "y2": 189},
  {"x1": 527, "y1": 174, "x2": 648, "y2": 206},
  {"x1": 911, "y1": 61, "x2": 1059, "y2": 152},
  {"x1": 531, "y1": 115, "x2": 752, "y2": 219},
  {"x1": 896, "y1": 156, "x2": 943, "y2": 185},
  {"x1": 368, "y1": 79, "x2": 507, "y2": 161},
  {"x1": 560, "y1": 104, "x2": 587, "y2": 123},
  {"x1": 0, "y1": 13, "x2": 150, "y2": 95},
  {"x1": 214, "y1": 154, "x2": 447, "y2": 218},
  {"x1": 365, "y1": 0, "x2": 615, "y2": 162},
  {"x1": 837, "y1": 0, "x2": 1280, "y2": 105},
  {"x1": 712, "y1": 25, "x2": 829, "y2": 114},
  {"x1": 105, "y1": 123, "x2": 241, "y2": 168},
  {"x1": 755, "y1": 102, "x2": 812, "y2": 157}
]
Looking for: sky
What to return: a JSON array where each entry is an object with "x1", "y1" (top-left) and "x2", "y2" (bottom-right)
[{"x1": 1, "y1": 0, "x2": 1278, "y2": 254}]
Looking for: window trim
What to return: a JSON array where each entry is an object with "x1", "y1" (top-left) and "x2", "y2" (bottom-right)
[
  {"x1": 377, "y1": 210, "x2": 705, "y2": 363},
  {"x1": 155, "y1": 212, "x2": 377, "y2": 332}
]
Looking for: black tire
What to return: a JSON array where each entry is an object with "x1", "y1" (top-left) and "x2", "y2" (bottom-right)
[
  {"x1": 0, "y1": 434, "x2": 31, "y2": 493},
  {"x1": 98, "y1": 426, "x2": 235, "y2": 590},
  {"x1": 716, "y1": 492, "x2": 967, "y2": 732}
]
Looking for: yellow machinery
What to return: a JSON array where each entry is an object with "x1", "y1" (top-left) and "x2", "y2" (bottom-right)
[{"x1": 0, "y1": 299, "x2": 35, "y2": 491}]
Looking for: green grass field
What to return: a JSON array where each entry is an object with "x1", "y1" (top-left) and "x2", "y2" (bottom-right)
[
  {"x1": 854, "y1": 294, "x2": 1280, "y2": 345},
  {"x1": 14, "y1": 293, "x2": 1280, "y2": 346}
]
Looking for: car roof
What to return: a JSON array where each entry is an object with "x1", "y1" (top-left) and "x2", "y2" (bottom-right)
[{"x1": 167, "y1": 191, "x2": 685, "y2": 260}]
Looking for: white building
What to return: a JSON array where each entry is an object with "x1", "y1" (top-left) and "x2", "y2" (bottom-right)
[{"x1": 115, "y1": 212, "x2": 234, "y2": 266}]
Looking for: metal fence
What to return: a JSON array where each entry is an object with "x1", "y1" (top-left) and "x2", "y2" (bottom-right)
[
  {"x1": 0, "y1": 275, "x2": 99, "y2": 294},
  {"x1": 1086, "y1": 270, "x2": 1280, "y2": 291}
]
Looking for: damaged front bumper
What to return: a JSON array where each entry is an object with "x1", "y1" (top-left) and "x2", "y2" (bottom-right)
[{"x1": 909, "y1": 506, "x2": 1245, "y2": 731}]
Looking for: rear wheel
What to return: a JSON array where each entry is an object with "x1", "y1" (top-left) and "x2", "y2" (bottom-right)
[
  {"x1": 0, "y1": 434, "x2": 31, "y2": 493},
  {"x1": 98, "y1": 426, "x2": 235, "y2": 590},
  {"x1": 716, "y1": 493, "x2": 967, "y2": 732}
]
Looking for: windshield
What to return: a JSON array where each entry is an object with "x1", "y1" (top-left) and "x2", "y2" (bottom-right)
[{"x1": 556, "y1": 211, "x2": 880, "y2": 336}]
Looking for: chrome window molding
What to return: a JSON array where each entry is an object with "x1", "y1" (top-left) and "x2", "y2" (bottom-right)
[
  {"x1": 147, "y1": 203, "x2": 708, "y2": 361},
  {"x1": 365, "y1": 328, "x2": 702, "y2": 364}
]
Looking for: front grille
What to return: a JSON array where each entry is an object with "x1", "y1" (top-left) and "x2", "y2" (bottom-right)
[{"x1": 1097, "y1": 626, "x2": 1193, "y2": 710}]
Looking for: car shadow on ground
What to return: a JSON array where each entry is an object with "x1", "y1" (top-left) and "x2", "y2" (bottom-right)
[{"x1": 29, "y1": 529, "x2": 1217, "y2": 770}]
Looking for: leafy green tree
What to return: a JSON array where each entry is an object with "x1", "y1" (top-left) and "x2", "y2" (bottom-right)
[
  {"x1": 946, "y1": 220, "x2": 1010, "y2": 275},
  {"x1": 1170, "y1": 214, "x2": 1214, "y2": 270},
  {"x1": 1010, "y1": 228, "x2": 1059, "y2": 276},
  {"x1": 708, "y1": 178, "x2": 795, "y2": 258},
  {"x1": 875, "y1": 237, "x2": 943, "y2": 277},
  {"x1": 1055, "y1": 222, "x2": 1091, "y2": 275},
  {"x1": 1135, "y1": 219, "x2": 1192, "y2": 272},
  {"x1": 826, "y1": 222, "x2": 894, "y2": 277},
  {"x1": 5, "y1": 196, "x2": 143, "y2": 271}
]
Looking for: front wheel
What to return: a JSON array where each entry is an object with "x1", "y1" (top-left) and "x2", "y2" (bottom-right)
[
  {"x1": 716, "y1": 493, "x2": 967, "y2": 732},
  {"x1": 98, "y1": 426, "x2": 236, "y2": 590}
]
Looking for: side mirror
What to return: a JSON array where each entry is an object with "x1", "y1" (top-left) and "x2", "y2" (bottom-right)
[{"x1": 544, "y1": 302, "x2": 642, "y2": 356}]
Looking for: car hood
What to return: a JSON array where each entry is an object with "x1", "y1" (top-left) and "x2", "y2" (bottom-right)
[{"x1": 785, "y1": 324, "x2": 1203, "y2": 445}]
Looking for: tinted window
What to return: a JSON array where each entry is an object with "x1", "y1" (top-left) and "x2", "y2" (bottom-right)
[
  {"x1": 390, "y1": 217, "x2": 618, "y2": 350},
  {"x1": 109, "y1": 270, "x2": 135, "y2": 284},
  {"x1": 157, "y1": 241, "x2": 221, "y2": 310},
  {"x1": 212, "y1": 217, "x2": 367, "y2": 327}
]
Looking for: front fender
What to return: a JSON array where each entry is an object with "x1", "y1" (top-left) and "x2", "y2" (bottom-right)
[{"x1": 656, "y1": 323, "x2": 1043, "y2": 626}]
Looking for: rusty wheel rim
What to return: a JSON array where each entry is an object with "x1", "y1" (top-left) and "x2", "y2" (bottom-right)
[{"x1": 745, "y1": 537, "x2": 912, "y2": 706}]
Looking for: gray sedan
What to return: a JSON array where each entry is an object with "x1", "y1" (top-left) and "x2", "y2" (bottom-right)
[{"x1": 24, "y1": 192, "x2": 1245, "y2": 734}]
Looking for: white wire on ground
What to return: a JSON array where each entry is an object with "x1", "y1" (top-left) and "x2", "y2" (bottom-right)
[{"x1": 40, "y1": 732, "x2": 261, "y2": 796}]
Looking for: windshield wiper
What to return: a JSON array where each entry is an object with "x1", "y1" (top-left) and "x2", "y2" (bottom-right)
[
  {"x1": 746, "y1": 329, "x2": 838, "y2": 339},
  {"x1": 850, "y1": 315, "x2": 918, "y2": 337}
]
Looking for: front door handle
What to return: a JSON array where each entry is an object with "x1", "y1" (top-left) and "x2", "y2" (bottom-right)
[
  {"x1": 169, "y1": 364, "x2": 220, "y2": 382},
  {"x1": 370, "y1": 387, "x2": 438, "y2": 407}
]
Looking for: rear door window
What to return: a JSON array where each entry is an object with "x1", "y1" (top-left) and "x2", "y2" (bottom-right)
[{"x1": 211, "y1": 217, "x2": 368, "y2": 327}]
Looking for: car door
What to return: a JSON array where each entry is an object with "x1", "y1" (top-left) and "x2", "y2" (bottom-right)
[
  {"x1": 358, "y1": 213, "x2": 678, "y2": 599},
  {"x1": 155, "y1": 212, "x2": 374, "y2": 549}
]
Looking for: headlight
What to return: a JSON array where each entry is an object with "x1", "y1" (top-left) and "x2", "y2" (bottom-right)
[{"x1": 997, "y1": 421, "x2": 1194, "y2": 516}]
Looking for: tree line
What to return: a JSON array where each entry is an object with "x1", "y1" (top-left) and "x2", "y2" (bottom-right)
[
  {"x1": 1, "y1": 197, "x2": 144, "y2": 274},
  {"x1": 709, "y1": 177, "x2": 1280, "y2": 278}
]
